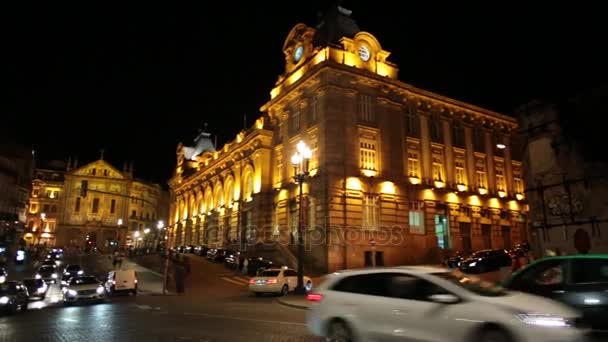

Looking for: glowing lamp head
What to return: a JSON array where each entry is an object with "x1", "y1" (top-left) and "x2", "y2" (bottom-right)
[{"x1": 291, "y1": 153, "x2": 302, "y2": 166}]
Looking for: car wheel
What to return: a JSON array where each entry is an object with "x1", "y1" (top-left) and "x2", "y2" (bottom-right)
[
  {"x1": 478, "y1": 327, "x2": 512, "y2": 342},
  {"x1": 280, "y1": 285, "x2": 289, "y2": 296},
  {"x1": 327, "y1": 320, "x2": 353, "y2": 342}
]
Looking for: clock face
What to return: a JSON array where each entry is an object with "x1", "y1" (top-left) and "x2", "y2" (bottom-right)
[
  {"x1": 294, "y1": 45, "x2": 304, "y2": 63},
  {"x1": 358, "y1": 45, "x2": 370, "y2": 62}
]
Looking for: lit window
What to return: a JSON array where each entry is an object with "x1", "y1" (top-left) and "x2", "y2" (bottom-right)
[
  {"x1": 92, "y1": 198, "x2": 100, "y2": 214},
  {"x1": 74, "y1": 198, "x2": 80, "y2": 212},
  {"x1": 291, "y1": 110, "x2": 301, "y2": 132},
  {"x1": 362, "y1": 195, "x2": 379, "y2": 230},
  {"x1": 455, "y1": 160, "x2": 466, "y2": 184},
  {"x1": 514, "y1": 178, "x2": 524, "y2": 193},
  {"x1": 407, "y1": 153, "x2": 419, "y2": 177},
  {"x1": 496, "y1": 172, "x2": 505, "y2": 191},
  {"x1": 360, "y1": 139, "x2": 377, "y2": 171},
  {"x1": 476, "y1": 170, "x2": 486, "y2": 189},
  {"x1": 309, "y1": 134, "x2": 319, "y2": 172}
]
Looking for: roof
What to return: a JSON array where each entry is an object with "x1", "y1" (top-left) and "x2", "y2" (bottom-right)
[
  {"x1": 183, "y1": 130, "x2": 215, "y2": 160},
  {"x1": 313, "y1": 4, "x2": 360, "y2": 47}
]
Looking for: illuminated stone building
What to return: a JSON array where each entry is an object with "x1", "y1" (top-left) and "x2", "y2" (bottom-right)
[
  {"x1": 168, "y1": 5, "x2": 528, "y2": 273},
  {"x1": 26, "y1": 155, "x2": 167, "y2": 249}
]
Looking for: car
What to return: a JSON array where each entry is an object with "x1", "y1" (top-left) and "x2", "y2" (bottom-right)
[
  {"x1": 36, "y1": 265, "x2": 58, "y2": 283},
  {"x1": 306, "y1": 266, "x2": 588, "y2": 342},
  {"x1": 248, "y1": 267, "x2": 313, "y2": 296},
  {"x1": 23, "y1": 279, "x2": 48, "y2": 300},
  {"x1": 62, "y1": 276, "x2": 105, "y2": 304},
  {"x1": 502, "y1": 254, "x2": 608, "y2": 331},
  {"x1": 61, "y1": 264, "x2": 84, "y2": 287},
  {"x1": 0, "y1": 281, "x2": 29, "y2": 314},
  {"x1": 0, "y1": 268, "x2": 7, "y2": 284},
  {"x1": 104, "y1": 270, "x2": 138, "y2": 295},
  {"x1": 459, "y1": 249, "x2": 512, "y2": 274}
]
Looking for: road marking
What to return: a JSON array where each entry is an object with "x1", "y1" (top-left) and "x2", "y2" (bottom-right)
[
  {"x1": 221, "y1": 277, "x2": 247, "y2": 286},
  {"x1": 183, "y1": 312, "x2": 307, "y2": 326}
]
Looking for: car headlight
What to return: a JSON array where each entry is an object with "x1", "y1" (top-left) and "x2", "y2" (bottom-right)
[
  {"x1": 0, "y1": 296, "x2": 9, "y2": 304},
  {"x1": 52, "y1": 273, "x2": 58, "y2": 279},
  {"x1": 0, "y1": 275, "x2": 5, "y2": 283},
  {"x1": 77, "y1": 270, "x2": 84, "y2": 275},
  {"x1": 35, "y1": 274, "x2": 42, "y2": 279},
  {"x1": 96, "y1": 286, "x2": 104, "y2": 294},
  {"x1": 37, "y1": 287, "x2": 46, "y2": 294},
  {"x1": 516, "y1": 314, "x2": 570, "y2": 327},
  {"x1": 67, "y1": 289, "x2": 77, "y2": 296},
  {"x1": 468, "y1": 261, "x2": 477, "y2": 267}
]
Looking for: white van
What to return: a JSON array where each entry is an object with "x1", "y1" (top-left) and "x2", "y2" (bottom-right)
[{"x1": 105, "y1": 269, "x2": 138, "y2": 295}]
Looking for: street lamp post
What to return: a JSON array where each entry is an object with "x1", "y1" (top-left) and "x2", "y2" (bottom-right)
[{"x1": 291, "y1": 141, "x2": 312, "y2": 295}]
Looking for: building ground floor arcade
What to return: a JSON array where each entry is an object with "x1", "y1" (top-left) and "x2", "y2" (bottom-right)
[{"x1": 168, "y1": 175, "x2": 527, "y2": 274}]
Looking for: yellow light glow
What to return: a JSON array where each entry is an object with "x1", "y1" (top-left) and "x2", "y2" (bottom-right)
[
  {"x1": 515, "y1": 193, "x2": 524, "y2": 201},
  {"x1": 313, "y1": 48, "x2": 328, "y2": 65},
  {"x1": 346, "y1": 177, "x2": 362, "y2": 191},
  {"x1": 344, "y1": 52, "x2": 357, "y2": 67},
  {"x1": 361, "y1": 169, "x2": 377, "y2": 177},
  {"x1": 489, "y1": 198, "x2": 501, "y2": 209},
  {"x1": 508, "y1": 200, "x2": 520, "y2": 211},
  {"x1": 468, "y1": 195, "x2": 481, "y2": 206},
  {"x1": 376, "y1": 63, "x2": 392, "y2": 77},
  {"x1": 278, "y1": 189, "x2": 288, "y2": 201},
  {"x1": 434, "y1": 180, "x2": 445, "y2": 189},
  {"x1": 233, "y1": 183, "x2": 241, "y2": 201},
  {"x1": 270, "y1": 86, "x2": 281, "y2": 99},
  {"x1": 309, "y1": 169, "x2": 318, "y2": 177},
  {"x1": 478, "y1": 187, "x2": 487, "y2": 195},
  {"x1": 498, "y1": 190, "x2": 506, "y2": 198},
  {"x1": 24, "y1": 233, "x2": 33, "y2": 239},
  {"x1": 446, "y1": 192, "x2": 460, "y2": 203},
  {"x1": 254, "y1": 177, "x2": 262, "y2": 194},
  {"x1": 457, "y1": 184, "x2": 467, "y2": 192},
  {"x1": 288, "y1": 68, "x2": 304, "y2": 85},
  {"x1": 380, "y1": 181, "x2": 396, "y2": 194},
  {"x1": 409, "y1": 176, "x2": 420, "y2": 185},
  {"x1": 41, "y1": 233, "x2": 51, "y2": 238},
  {"x1": 423, "y1": 189, "x2": 436, "y2": 201}
]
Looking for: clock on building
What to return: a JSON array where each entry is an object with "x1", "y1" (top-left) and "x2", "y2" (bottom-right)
[
  {"x1": 294, "y1": 45, "x2": 304, "y2": 63},
  {"x1": 358, "y1": 45, "x2": 370, "y2": 62}
]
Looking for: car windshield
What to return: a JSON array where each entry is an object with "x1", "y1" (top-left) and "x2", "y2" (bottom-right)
[
  {"x1": 259, "y1": 270, "x2": 280, "y2": 277},
  {"x1": 434, "y1": 271, "x2": 507, "y2": 297},
  {"x1": 40, "y1": 266, "x2": 54, "y2": 272},
  {"x1": 70, "y1": 277, "x2": 98, "y2": 285},
  {"x1": 66, "y1": 265, "x2": 80, "y2": 271},
  {"x1": 23, "y1": 279, "x2": 42, "y2": 287}
]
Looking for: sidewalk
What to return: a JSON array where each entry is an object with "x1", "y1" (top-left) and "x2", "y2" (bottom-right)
[
  {"x1": 101, "y1": 254, "x2": 169, "y2": 295},
  {"x1": 276, "y1": 294, "x2": 310, "y2": 310}
]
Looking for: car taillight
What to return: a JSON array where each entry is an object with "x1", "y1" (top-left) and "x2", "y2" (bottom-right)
[
  {"x1": 307, "y1": 293, "x2": 323, "y2": 302},
  {"x1": 248, "y1": 279, "x2": 255, "y2": 284},
  {"x1": 266, "y1": 279, "x2": 278, "y2": 284}
]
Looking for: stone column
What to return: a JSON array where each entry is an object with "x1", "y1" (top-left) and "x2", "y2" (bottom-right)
[
  {"x1": 420, "y1": 115, "x2": 432, "y2": 183},
  {"x1": 448, "y1": 204, "x2": 462, "y2": 251},
  {"x1": 464, "y1": 126, "x2": 476, "y2": 189},
  {"x1": 485, "y1": 131, "x2": 496, "y2": 191},
  {"x1": 443, "y1": 120, "x2": 454, "y2": 184}
]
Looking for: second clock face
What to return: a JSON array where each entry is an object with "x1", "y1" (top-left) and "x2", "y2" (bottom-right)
[
  {"x1": 294, "y1": 45, "x2": 304, "y2": 63},
  {"x1": 358, "y1": 45, "x2": 370, "y2": 62}
]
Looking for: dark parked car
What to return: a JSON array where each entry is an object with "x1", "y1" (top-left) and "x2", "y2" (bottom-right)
[
  {"x1": 209, "y1": 249, "x2": 231, "y2": 262},
  {"x1": 0, "y1": 281, "x2": 29, "y2": 314},
  {"x1": 194, "y1": 245, "x2": 209, "y2": 257},
  {"x1": 459, "y1": 249, "x2": 512, "y2": 274},
  {"x1": 61, "y1": 264, "x2": 84, "y2": 287},
  {"x1": 503, "y1": 254, "x2": 608, "y2": 331},
  {"x1": 224, "y1": 252, "x2": 245, "y2": 270},
  {"x1": 243, "y1": 257, "x2": 274, "y2": 276},
  {"x1": 37, "y1": 265, "x2": 58, "y2": 283},
  {"x1": 0, "y1": 268, "x2": 7, "y2": 284},
  {"x1": 23, "y1": 278, "x2": 48, "y2": 300}
]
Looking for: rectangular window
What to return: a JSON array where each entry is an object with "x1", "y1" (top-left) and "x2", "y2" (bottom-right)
[
  {"x1": 476, "y1": 157, "x2": 487, "y2": 189},
  {"x1": 455, "y1": 160, "x2": 466, "y2": 184},
  {"x1": 92, "y1": 198, "x2": 100, "y2": 214},
  {"x1": 473, "y1": 128, "x2": 485, "y2": 152},
  {"x1": 362, "y1": 195, "x2": 379, "y2": 230},
  {"x1": 291, "y1": 110, "x2": 301, "y2": 132},
  {"x1": 92, "y1": 168, "x2": 96, "y2": 175},
  {"x1": 359, "y1": 95, "x2": 375, "y2": 122},
  {"x1": 45, "y1": 190, "x2": 52, "y2": 198},
  {"x1": 514, "y1": 178, "x2": 524, "y2": 193},
  {"x1": 310, "y1": 97, "x2": 318, "y2": 123},
  {"x1": 452, "y1": 122, "x2": 465, "y2": 148},
  {"x1": 110, "y1": 199, "x2": 116, "y2": 214},
  {"x1": 131, "y1": 210, "x2": 136, "y2": 218},
  {"x1": 407, "y1": 153, "x2": 420, "y2": 177},
  {"x1": 104, "y1": 169, "x2": 108, "y2": 176},
  {"x1": 75, "y1": 197, "x2": 81, "y2": 212},
  {"x1": 360, "y1": 139, "x2": 377, "y2": 171},
  {"x1": 50, "y1": 205, "x2": 57, "y2": 213},
  {"x1": 496, "y1": 173, "x2": 505, "y2": 191},
  {"x1": 430, "y1": 119, "x2": 443, "y2": 143},
  {"x1": 30, "y1": 203, "x2": 38, "y2": 213},
  {"x1": 43, "y1": 204, "x2": 50, "y2": 213},
  {"x1": 404, "y1": 108, "x2": 420, "y2": 138},
  {"x1": 432, "y1": 163, "x2": 443, "y2": 181},
  {"x1": 309, "y1": 132, "x2": 319, "y2": 172},
  {"x1": 476, "y1": 170, "x2": 486, "y2": 189},
  {"x1": 33, "y1": 189, "x2": 39, "y2": 196},
  {"x1": 409, "y1": 207, "x2": 425, "y2": 235}
]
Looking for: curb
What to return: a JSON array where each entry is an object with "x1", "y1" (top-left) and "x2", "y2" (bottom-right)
[{"x1": 276, "y1": 297, "x2": 309, "y2": 310}]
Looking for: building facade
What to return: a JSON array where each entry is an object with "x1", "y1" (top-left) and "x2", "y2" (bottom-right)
[
  {"x1": 168, "y1": 6, "x2": 528, "y2": 273},
  {"x1": 25, "y1": 156, "x2": 167, "y2": 250},
  {"x1": 0, "y1": 144, "x2": 34, "y2": 249},
  {"x1": 519, "y1": 91, "x2": 608, "y2": 255}
]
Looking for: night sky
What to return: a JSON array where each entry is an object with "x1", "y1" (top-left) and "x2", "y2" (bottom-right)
[{"x1": 4, "y1": 1, "x2": 606, "y2": 185}]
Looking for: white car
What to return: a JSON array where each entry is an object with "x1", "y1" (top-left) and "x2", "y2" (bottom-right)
[
  {"x1": 306, "y1": 266, "x2": 589, "y2": 342},
  {"x1": 248, "y1": 268, "x2": 313, "y2": 296},
  {"x1": 62, "y1": 276, "x2": 105, "y2": 304}
]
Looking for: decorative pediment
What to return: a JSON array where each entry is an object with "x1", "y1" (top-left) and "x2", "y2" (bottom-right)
[{"x1": 69, "y1": 160, "x2": 126, "y2": 179}]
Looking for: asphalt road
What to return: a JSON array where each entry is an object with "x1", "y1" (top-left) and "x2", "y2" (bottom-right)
[{"x1": 0, "y1": 252, "x2": 321, "y2": 341}]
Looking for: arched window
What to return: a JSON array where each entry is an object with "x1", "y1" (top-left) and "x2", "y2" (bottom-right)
[
  {"x1": 243, "y1": 171, "x2": 254, "y2": 200},
  {"x1": 214, "y1": 184, "x2": 224, "y2": 208},
  {"x1": 224, "y1": 178, "x2": 234, "y2": 204},
  {"x1": 204, "y1": 188, "x2": 213, "y2": 212}
]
